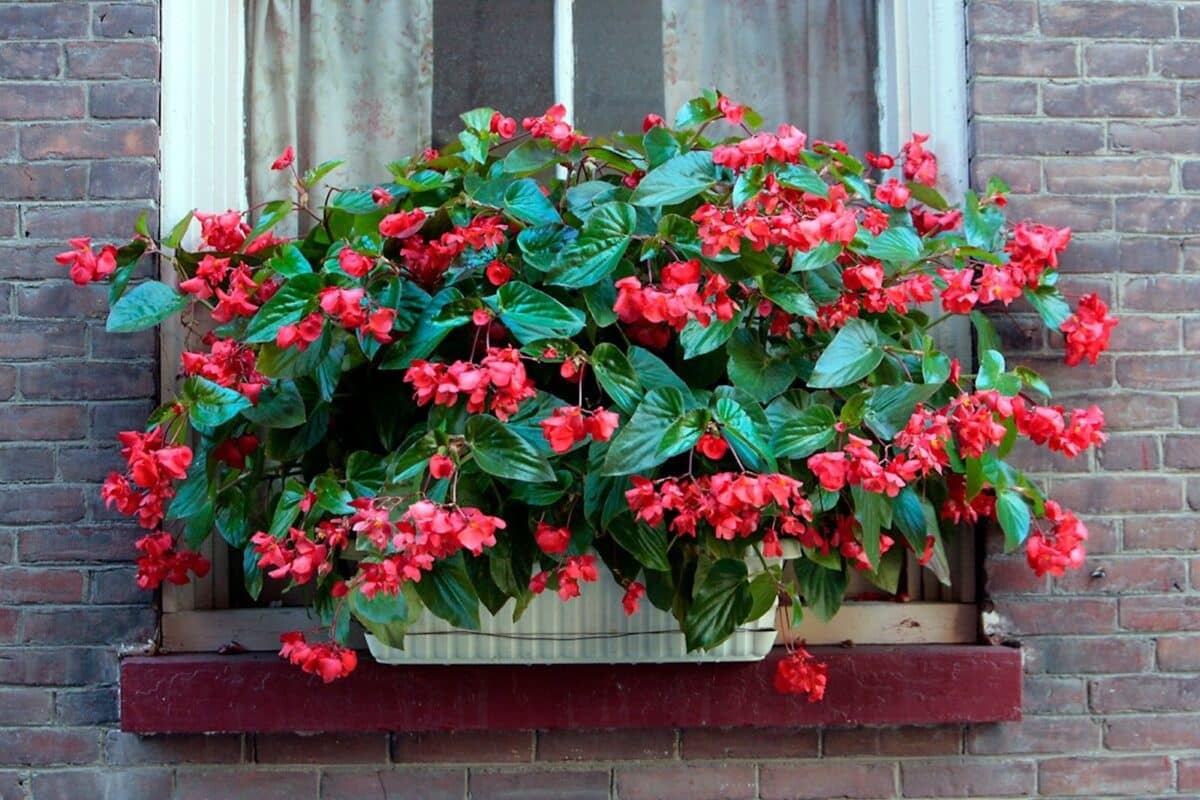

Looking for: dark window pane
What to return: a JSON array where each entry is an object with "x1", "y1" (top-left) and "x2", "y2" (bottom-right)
[{"x1": 573, "y1": 0, "x2": 665, "y2": 136}]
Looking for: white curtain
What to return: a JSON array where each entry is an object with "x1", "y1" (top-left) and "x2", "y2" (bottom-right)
[
  {"x1": 662, "y1": 0, "x2": 878, "y2": 153},
  {"x1": 246, "y1": 0, "x2": 434, "y2": 217}
]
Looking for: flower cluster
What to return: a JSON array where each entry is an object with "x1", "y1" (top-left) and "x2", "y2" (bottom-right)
[
  {"x1": 772, "y1": 645, "x2": 828, "y2": 702},
  {"x1": 522, "y1": 104, "x2": 589, "y2": 152},
  {"x1": 178, "y1": 254, "x2": 274, "y2": 324},
  {"x1": 626, "y1": 472, "x2": 813, "y2": 541},
  {"x1": 279, "y1": 631, "x2": 358, "y2": 683},
  {"x1": 101, "y1": 427, "x2": 193, "y2": 530},
  {"x1": 1061, "y1": 293, "x2": 1119, "y2": 367},
  {"x1": 56, "y1": 237, "x2": 117, "y2": 285},
  {"x1": 539, "y1": 405, "x2": 619, "y2": 453},
  {"x1": 404, "y1": 347, "x2": 536, "y2": 421},
  {"x1": 530, "y1": 554, "x2": 600, "y2": 601},
  {"x1": 712, "y1": 123, "x2": 808, "y2": 172},
  {"x1": 180, "y1": 334, "x2": 269, "y2": 403},
  {"x1": 251, "y1": 527, "x2": 331, "y2": 585},
  {"x1": 614, "y1": 259, "x2": 737, "y2": 347},
  {"x1": 133, "y1": 532, "x2": 210, "y2": 590},
  {"x1": 1025, "y1": 501, "x2": 1089, "y2": 577}
]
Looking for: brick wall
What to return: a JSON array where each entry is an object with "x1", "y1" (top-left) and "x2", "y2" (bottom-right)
[{"x1": 0, "y1": 1, "x2": 1196, "y2": 798}]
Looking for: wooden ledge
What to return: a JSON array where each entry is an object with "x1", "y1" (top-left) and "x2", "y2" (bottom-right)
[{"x1": 121, "y1": 645, "x2": 1021, "y2": 734}]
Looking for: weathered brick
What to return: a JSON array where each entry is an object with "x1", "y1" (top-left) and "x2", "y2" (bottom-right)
[
  {"x1": 1044, "y1": 158, "x2": 1171, "y2": 195},
  {"x1": 1038, "y1": 755, "x2": 1171, "y2": 796},
  {"x1": 1183, "y1": 758, "x2": 1200, "y2": 792},
  {"x1": 972, "y1": 40, "x2": 1077, "y2": 77},
  {"x1": 1002, "y1": 194, "x2": 1112, "y2": 232},
  {"x1": 681, "y1": 727, "x2": 817, "y2": 760},
  {"x1": 761, "y1": 762, "x2": 895, "y2": 800},
  {"x1": 0, "y1": 729, "x2": 99, "y2": 766},
  {"x1": 87, "y1": 158, "x2": 158, "y2": 199},
  {"x1": 1091, "y1": 674, "x2": 1200, "y2": 713},
  {"x1": 18, "y1": 361, "x2": 154, "y2": 401},
  {"x1": 0, "y1": 567, "x2": 84, "y2": 604},
  {"x1": 1109, "y1": 317, "x2": 1180, "y2": 355},
  {"x1": 93, "y1": 3, "x2": 159, "y2": 39},
  {"x1": 1157, "y1": 635, "x2": 1200, "y2": 671},
  {"x1": 0, "y1": 485, "x2": 83, "y2": 524},
  {"x1": 87, "y1": 566, "x2": 142, "y2": 604},
  {"x1": 320, "y1": 768, "x2": 465, "y2": 800},
  {"x1": 967, "y1": 717, "x2": 1100, "y2": 755},
  {"x1": 18, "y1": 525, "x2": 140, "y2": 564},
  {"x1": 392, "y1": 730, "x2": 532, "y2": 764},
  {"x1": 619, "y1": 765, "x2": 756, "y2": 800},
  {"x1": 0, "y1": 4, "x2": 89, "y2": 39},
  {"x1": 0, "y1": 163, "x2": 87, "y2": 201},
  {"x1": 472, "y1": 769, "x2": 611, "y2": 800},
  {"x1": 89, "y1": 400, "x2": 154, "y2": 441},
  {"x1": 538, "y1": 729, "x2": 675, "y2": 761},
  {"x1": 254, "y1": 733, "x2": 387, "y2": 764},
  {"x1": 104, "y1": 731, "x2": 243, "y2": 765},
  {"x1": 901, "y1": 758, "x2": 1035, "y2": 797},
  {"x1": 1164, "y1": 434, "x2": 1200, "y2": 469},
  {"x1": 1154, "y1": 42, "x2": 1200, "y2": 79},
  {"x1": 821, "y1": 726, "x2": 962, "y2": 758},
  {"x1": 968, "y1": 1, "x2": 1036, "y2": 35},
  {"x1": 0, "y1": 320, "x2": 84, "y2": 359},
  {"x1": 0, "y1": 446, "x2": 55, "y2": 482},
  {"x1": 21, "y1": 121, "x2": 157, "y2": 160},
  {"x1": 175, "y1": 770, "x2": 317, "y2": 800},
  {"x1": 1084, "y1": 43, "x2": 1149, "y2": 78},
  {"x1": 90, "y1": 325, "x2": 155, "y2": 359},
  {"x1": 1049, "y1": 475, "x2": 1181, "y2": 513},
  {"x1": 89, "y1": 81, "x2": 158, "y2": 120},
  {"x1": 1104, "y1": 714, "x2": 1200, "y2": 751},
  {"x1": 975, "y1": 120, "x2": 1104, "y2": 156},
  {"x1": 1124, "y1": 516, "x2": 1200, "y2": 553},
  {"x1": 1055, "y1": 555, "x2": 1185, "y2": 595},
  {"x1": 1023, "y1": 676, "x2": 1087, "y2": 714},
  {"x1": 0, "y1": 365, "x2": 12, "y2": 402},
  {"x1": 0, "y1": 645, "x2": 116, "y2": 685},
  {"x1": 54, "y1": 686, "x2": 118, "y2": 725},
  {"x1": 986, "y1": 555, "x2": 1052, "y2": 595},
  {"x1": 0, "y1": 687, "x2": 53, "y2": 725},
  {"x1": 65, "y1": 42, "x2": 157, "y2": 80},
  {"x1": 1039, "y1": 2, "x2": 1175, "y2": 38},
  {"x1": 22, "y1": 203, "x2": 155, "y2": 241},
  {"x1": 995, "y1": 597, "x2": 1118, "y2": 635},
  {"x1": 970, "y1": 157, "x2": 1040, "y2": 194},
  {"x1": 1026, "y1": 635, "x2": 1154, "y2": 674},
  {"x1": 1121, "y1": 595, "x2": 1200, "y2": 632},
  {"x1": 970, "y1": 80, "x2": 1038, "y2": 116},
  {"x1": 1111, "y1": 121, "x2": 1200, "y2": 154},
  {"x1": 19, "y1": 280, "x2": 115, "y2": 319},
  {"x1": 0, "y1": 43, "x2": 60, "y2": 79},
  {"x1": 31, "y1": 769, "x2": 171, "y2": 800},
  {"x1": 0, "y1": 84, "x2": 84, "y2": 121},
  {"x1": 1117, "y1": 354, "x2": 1200, "y2": 391},
  {"x1": 1123, "y1": 276, "x2": 1200, "y2": 313},
  {"x1": 21, "y1": 606, "x2": 154, "y2": 646},
  {"x1": 0, "y1": 770, "x2": 24, "y2": 800},
  {"x1": 1096, "y1": 433, "x2": 1161, "y2": 471},
  {"x1": 1044, "y1": 81, "x2": 1176, "y2": 118},
  {"x1": 57, "y1": 445, "x2": 119, "y2": 482}
]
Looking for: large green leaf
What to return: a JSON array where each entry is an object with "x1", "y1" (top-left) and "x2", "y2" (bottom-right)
[
  {"x1": 807, "y1": 319, "x2": 883, "y2": 388},
  {"x1": 1024, "y1": 285, "x2": 1072, "y2": 329},
  {"x1": 713, "y1": 397, "x2": 774, "y2": 472},
  {"x1": 860, "y1": 226, "x2": 923, "y2": 262},
  {"x1": 793, "y1": 558, "x2": 847, "y2": 622},
  {"x1": 630, "y1": 151, "x2": 718, "y2": 207},
  {"x1": 602, "y1": 387, "x2": 691, "y2": 475},
  {"x1": 106, "y1": 281, "x2": 189, "y2": 333},
  {"x1": 502, "y1": 139, "x2": 561, "y2": 175},
  {"x1": 684, "y1": 559, "x2": 752, "y2": 651},
  {"x1": 350, "y1": 584, "x2": 408, "y2": 626},
  {"x1": 266, "y1": 244, "x2": 312, "y2": 278},
  {"x1": 758, "y1": 272, "x2": 817, "y2": 319},
  {"x1": 414, "y1": 553, "x2": 481, "y2": 630},
  {"x1": 379, "y1": 287, "x2": 465, "y2": 369},
  {"x1": 486, "y1": 282, "x2": 585, "y2": 345},
  {"x1": 726, "y1": 329, "x2": 796, "y2": 403},
  {"x1": 548, "y1": 202, "x2": 635, "y2": 288},
  {"x1": 268, "y1": 478, "x2": 308, "y2": 537},
  {"x1": 997, "y1": 489, "x2": 1032, "y2": 551},
  {"x1": 465, "y1": 414, "x2": 556, "y2": 483},
  {"x1": 607, "y1": 515, "x2": 670, "y2": 571},
  {"x1": 771, "y1": 403, "x2": 837, "y2": 459},
  {"x1": 629, "y1": 347, "x2": 689, "y2": 393},
  {"x1": 590, "y1": 343, "x2": 642, "y2": 415},
  {"x1": 240, "y1": 380, "x2": 305, "y2": 428},
  {"x1": 503, "y1": 178, "x2": 561, "y2": 226},
  {"x1": 180, "y1": 377, "x2": 251, "y2": 428},
  {"x1": 851, "y1": 485, "x2": 893, "y2": 569},
  {"x1": 775, "y1": 164, "x2": 828, "y2": 196},
  {"x1": 679, "y1": 309, "x2": 744, "y2": 360},
  {"x1": 891, "y1": 488, "x2": 951, "y2": 586},
  {"x1": 244, "y1": 273, "x2": 323, "y2": 344},
  {"x1": 346, "y1": 451, "x2": 387, "y2": 497},
  {"x1": 863, "y1": 383, "x2": 941, "y2": 441}
]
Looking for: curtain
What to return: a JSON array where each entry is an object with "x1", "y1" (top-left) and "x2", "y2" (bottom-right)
[
  {"x1": 662, "y1": 0, "x2": 878, "y2": 154},
  {"x1": 246, "y1": 0, "x2": 434, "y2": 219}
]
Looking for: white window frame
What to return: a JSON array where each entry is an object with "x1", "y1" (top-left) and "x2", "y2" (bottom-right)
[{"x1": 158, "y1": 0, "x2": 974, "y2": 652}]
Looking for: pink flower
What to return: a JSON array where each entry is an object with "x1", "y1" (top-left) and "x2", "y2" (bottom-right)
[
  {"x1": 271, "y1": 145, "x2": 295, "y2": 171},
  {"x1": 622, "y1": 582, "x2": 646, "y2": 616}
]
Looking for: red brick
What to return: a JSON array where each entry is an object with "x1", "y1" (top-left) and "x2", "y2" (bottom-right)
[
  {"x1": 1123, "y1": 276, "x2": 1200, "y2": 313},
  {"x1": 972, "y1": 40, "x2": 1077, "y2": 77},
  {"x1": 1096, "y1": 433, "x2": 1161, "y2": 471},
  {"x1": 0, "y1": 43, "x2": 60, "y2": 79},
  {"x1": 16, "y1": 282, "x2": 110, "y2": 318},
  {"x1": 1039, "y1": 2, "x2": 1175, "y2": 37},
  {"x1": 0, "y1": 729, "x2": 98, "y2": 766},
  {"x1": 970, "y1": 81, "x2": 1038, "y2": 116},
  {"x1": 0, "y1": 366, "x2": 13, "y2": 402},
  {"x1": 0, "y1": 687, "x2": 53, "y2": 725},
  {"x1": 0, "y1": 163, "x2": 87, "y2": 201},
  {"x1": 254, "y1": 733, "x2": 387, "y2": 764},
  {"x1": 104, "y1": 730, "x2": 243, "y2": 765},
  {"x1": 1121, "y1": 595, "x2": 1200, "y2": 632},
  {"x1": 1165, "y1": 434, "x2": 1200, "y2": 469},
  {"x1": 995, "y1": 598, "x2": 1118, "y2": 635},
  {"x1": 89, "y1": 158, "x2": 158, "y2": 199},
  {"x1": 1054, "y1": 556, "x2": 1185, "y2": 595},
  {"x1": 1038, "y1": 755, "x2": 1171, "y2": 796},
  {"x1": 18, "y1": 526, "x2": 140, "y2": 563},
  {"x1": 54, "y1": 687, "x2": 117, "y2": 725},
  {"x1": 175, "y1": 770, "x2": 317, "y2": 800},
  {"x1": 0, "y1": 4, "x2": 88, "y2": 39},
  {"x1": 65, "y1": 41, "x2": 157, "y2": 79},
  {"x1": 1026, "y1": 636, "x2": 1153, "y2": 674},
  {"x1": 93, "y1": 3, "x2": 159, "y2": 38},
  {"x1": 1044, "y1": 81, "x2": 1176, "y2": 118},
  {"x1": 967, "y1": 716, "x2": 1099, "y2": 755},
  {"x1": 391, "y1": 730, "x2": 532, "y2": 763},
  {"x1": 968, "y1": 1, "x2": 1036, "y2": 35},
  {"x1": 0, "y1": 320, "x2": 84, "y2": 359},
  {"x1": 975, "y1": 121, "x2": 1104, "y2": 156},
  {"x1": 1109, "y1": 316, "x2": 1180, "y2": 354},
  {"x1": 681, "y1": 727, "x2": 817, "y2": 760},
  {"x1": 20, "y1": 607, "x2": 154, "y2": 645},
  {"x1": 822, "y1": 726, "x2": 962, "y2": 757},
  {"x1": 538, "y1": 729, "x2": 675, "y2": 761},
  {"x1": 1117, "y1": 235, "x2": 1182, "y2": 273},
  {"x1": 1069, "y1": 392, "x2": 1173, "y2": 430},
  {"x1": 89, "y1": 80, "x2": 158, "y2": 120},
  {"x1": 20, "y1": 121, "x2": 157, "y2": 160},
  {"x1": 901, "y1": 758, "x2": 1035, "y2": 797},
  {"x1": 0, "y1": 770, "x2": 24, "y2": 800},
  {"x1": 619, "y1": 764, "x2": 757, "y2": 800},
  {"x1": 761, "y1": 762, "x2": 894, "y2": 800},
  {"x1": 1104, "y1": 714, "x2": 1200, "y2": 751},
  {"x1": 22, "y1": 203, "x2": 156, "y2": 241},
  {"x1": 0, "y1": 608, "x2": 15, "y2": 643},
  {"x1": 320, "y1": 768, "x2": 465, "y2": 800},
  {"x1": 0, "y1": 646, "x2": 115, "y2": 686},
  {"x1": 0, "y1": 446, "x2": 55, "y2": 481},
  {"x1": 986, "y1": 556, "x2": 1051, "y2": 595},
  {"x1": 1023, "y1": 676, "x2": 1087, "y2": 714},
  {"x1": 1090, "y1": 675, "x2": 1200, "y2": 713},
  {"x1": 1044, "y1": 158, "x2": 1172, "y2": 195},
  {"x1": 472, "y1": 769, "x2": 610, "y2": 800},
  {"x1": 1050, "y1": 476, "x2": 1181, "y2": 514},
  {"x1": 1001, "y1": 194, "x2": 1112, "y2": 233},
  {"x1": 1112, "y1": 121, "x2": 1200, "y2": 154},
  {"x1": 0, "y1": 486, "x2": 84, "y2": 524},
  {"x1": 970, "y1": 157, "x2": 1040, "y2": 194},
  {"x1": 1084, "y1": 43, "x2": 1149, "y2": 77},
  {"x1": 18, "y1": 362, "x2": 154, "y2": 401},
  {"x1": 0, "y1": 567, "x2": 84, "y2": 604},
  {"x1": 90, "y1": 325, "x2": 156, "y2": 359},
  {"x1": 1117, "y1": 355, "x2": 1200, "y2": 391},
  {"x1": 87, "y1": 566, "x2": 142, "y2": 604},
  {"x1": 0, "y1": 84, "x2": 83, "y2": 122},
  {"x1": 1014, "y1": 356, "x2": 1115, "y2": 393},
  {"x1": 1181, "y1": 757, "x2": 1200, "y2": 791},
  {"x1": 1157, "y1": 635, "x2": 1200, "y2": 671},
  {"x1": 30, "y1": 768, "x2": 172, "y2": 800}
]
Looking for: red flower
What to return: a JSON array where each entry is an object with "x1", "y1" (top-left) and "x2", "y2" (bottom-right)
[
  {"x1": 534, "y1": 522, "x2": 571, "y2": 555},
  {"x1": 717, "y1": 94, "x2": 744, "y2": 125},
  {"x1": 195, "y1": 210, "x2": 249, "y2": 252},
  {"x1": 338, "y1": 247, "x2": 373, "y2": 278},
  {"x1": 489, "y1": 111, "x2": 517, "y2": 139},
  {"x1": 585, "y1": 408, "x2": 619, "y2": 442},
  {"x1": 371, "y1": 186, "x2": 394, "y2": 207},
  {"x1": 521, "y1": 104, "x2": 589, "y2": 152},
  {"x1": 865, "y1": 151, "x2": 895, "y2": 170},
  {"x1": 429, "y1": 454, "x2": 455, "y2": 480},
  {"x1": 278, "y1": 631, "x2": 357, "y2": 683},
  {"x1": 276, "y1": 311, "x2": 325, "y2": 351},
  {"x1": 642, "y1": 113, "x2": 665, "y2": 132},
  {"x1": 134, "y1": 532, "x2": 210, "y2": 590},
  {"x1": 56, "y1": 237, "x2": 117, "y2": 285},
  {"x1": 696, "y1": 433, "x2": 728, "y2": 460},
  {"x1": 937, "y1": 267, "x2": 979, "y2": 314},
  {"x1": 541, "y1": 406, "x2": 588, "y2": 453},
  {"x1": 1026, "y1": 501, "x2": 1088, "y2": 577},
  {"x1": 1060, "y1": 293, "x2": 1118, "y2": 367},
  {"x1": 773, "y1": 646, "x2": 828, "y2": 701},
  {"x1": 379, "y1": 208, "x2": 427, "y2": 239},
  {"x1": 901, "y1": 132, "x2": 938, "y2": 186},
  {"x1": 270, "y1": 145, "x2": 295, "y2": 171},
  {"x1": 874, "y1": 178, "x2": 911, "y2": 208},
  {"x1": 622, "y1": 581, "x2": 646, "y2": 616},
  {"x1": 485, "y1": 260, "x2": 513, "y2": 286}
]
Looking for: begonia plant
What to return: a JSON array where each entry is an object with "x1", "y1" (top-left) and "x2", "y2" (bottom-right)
[{"x1": 64, "y1": 92, "x2": 1116, "y2": 695}]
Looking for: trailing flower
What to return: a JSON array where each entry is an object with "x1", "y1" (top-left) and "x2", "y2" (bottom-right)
[{"x1": 66, "y1": 90, "x2": 1114, "y2": 691}]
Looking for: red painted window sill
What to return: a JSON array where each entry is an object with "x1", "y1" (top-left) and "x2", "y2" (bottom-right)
[{"x1": 120, "y1": 645, "x2": 1020, "y2": 734}]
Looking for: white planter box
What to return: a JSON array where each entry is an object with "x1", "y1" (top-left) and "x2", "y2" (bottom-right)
[{"x1": 366, "y1": 576, "x2": 778, "y2": 665}]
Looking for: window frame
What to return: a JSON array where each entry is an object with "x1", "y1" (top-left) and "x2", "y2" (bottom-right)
[{"x1": 157, "y1": 0, "x2": 975, "y2": 654}]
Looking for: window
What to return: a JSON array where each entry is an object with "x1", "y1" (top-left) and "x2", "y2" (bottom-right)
[{"x1": 157, "y1": 0, "x2": 973, "y2": 654}]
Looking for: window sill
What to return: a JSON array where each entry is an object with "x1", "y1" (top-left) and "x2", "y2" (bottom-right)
[{"x1": 120, "y1": 645, "x2": 1021, "y2": 734}]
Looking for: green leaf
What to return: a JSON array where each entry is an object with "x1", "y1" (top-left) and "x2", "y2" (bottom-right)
[
  {"x1": 771, "y1": 404, "x2": 836, "y2": 459},
  {"x1": 300, "y1": 159, "x2": 344, "y2": 188},
  {"x1": 860, "y1": 226, "x2": 923, "y2": 262},
  {"x1": 791, "y1": 241, "x2": 842, "y2": 272},
  {"x1": 240, "y1": 380, "x2": 305, "y2": 428},
  {"x1": 503, "y1": 178, "x2": 562, "y2": 226},
  {"x1": 590, "y1": 343, "x2": 642, "y2": 415},
  {"x1": 414, "y1": 553, "x2": 481, "y2": 630},
  {"x1": 758, "y1": 272, "x2": 817, "y2": 318},
  {"x1": 679, "y1": 308, "x2": 745, "y2": 360},
  {"x1": 487, "y1": 282, "x2": 585, "y2": 345},
  {"x1": 162, "y1": 211, "x2": 194, "y2": 249},
  {"x1": 266, "y1": 244, "x2": 312, "y2": 278},
  {"x1": 793, "y1": 558, "x2": 847, "y2": 622},
  {"x1": 657, "y1": 410, "x2": 706, "y2": 460},
  {"x1": 922, "y1": 338, "x2": 952, "y2": 385},
  {"x1": 457, "y1": 129, "x2": 489, "y2": 164},
  {"x1": 459, "y1": 106, "x2": 497, "y2": 131},
  {"x1": 246, "y1": 199, "x2": 291, "y2": 244},
  {"x1": 684, "y1": 558, "x2": 752, "y2": 651},
  {"x1": 969, "y1": 310, "x2": 1002, "y2": 362},
  {"x1": 863, "y1": 383, "x2": 941, "y2": 440},
  {"x1": 269, "y1": 478, "x2": 308, "y2": 537},
  {"x1": 312, "y1": 472, "x2": 354, "y2": 515},
  {"x1": 906, "y1": 181, "x2": 949, "y2": 211},
  {"x1": 602, "y1": 387, "x2": 691, "y2": 475},
  {"x1": 726, "y1": 329, "x2": 797, "y2": 404},
  {"x1": 713, "y1": 397, "x2": 774, "y2": 472},
  {"x1": 864, "y1": 548, "x2": 903, "y2": 594},
  {"x1": 1024, "y1": 285, "x2": 1073, "y2": 329},
  {"x1": 350, "y1": 585, "x2": 407, "y2": 626},
  {"x1": 106, "y1": 281, "x2": 188, "y2": 333},
  {"x1": 997, "y1": 489, "x2": 1032, "y2": 551},
  {"x1": 851, "y1": 485, "x2": 892, "y2": 569},
  {"x1": 465, "y1": 414, "x2": 556, "y2": 483},
  {"x1": 629, "y1": 347, "x2": 690, "y2": 393},
  {"x1": 346, "y1": 451, "x2": 387, "y2": 497},
  {"x1": 502, "y1": 139, "x2": 560, "y2": 175},
  {"x1": 964, "y1": 190, "x2": 1005, "y2": 250},
  {"x1": 977, "y1": 349, "x2": 1021, "y2": 396},
  {"x1": 548, "y1": 202, "x2": 635, "y2": 288},
  {"x1": 807, "y1": 319, "x2": 883, "y2": 389},
  {"x1": 167, "y1": 449, "x2": 210, "y2": 522},
  {"x1": 747, "y1": 572, "x2": 778, "y2": 622},
  {"x1": 1014, "y1": 365, "x2": 1051, "y2": 398},
  {"x1": 732, "y1": 165, "x2": 765, "y2": 208},
  {"x1": 673, "y1": 96, "x2": 718, "y2": 128},
  {"x1": 607, "y1": 516, "x2": 671, "y2": 571},
  {"x1": 643, "y1": 126, "x2": 681, "y2": 168},
  {"x1": 180, "y1": 377, "x2": 251, "y2": 428},
  {"x1": 108, "y1": 240, "x2": 149, "y2": 305},
  {"x1": 630, "y1": 151, "x2": 718, "y2": 207},
  {"x1": 775, "y1": 164, "x2": 828, "y2": 196},
  {"x1": 581, "y1": 280, "x2": 618, "y2": 327},
  {"x1": 244, "y1": 273, "x2": 323, "y2": 344},
  {"x1": 379, "y1": 287, "x2": 466, "y2": 369}
]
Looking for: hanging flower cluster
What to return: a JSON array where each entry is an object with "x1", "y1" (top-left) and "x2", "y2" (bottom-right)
[{"x1": 65, "y1": 91, "x2": 1118, "y2": 694}]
